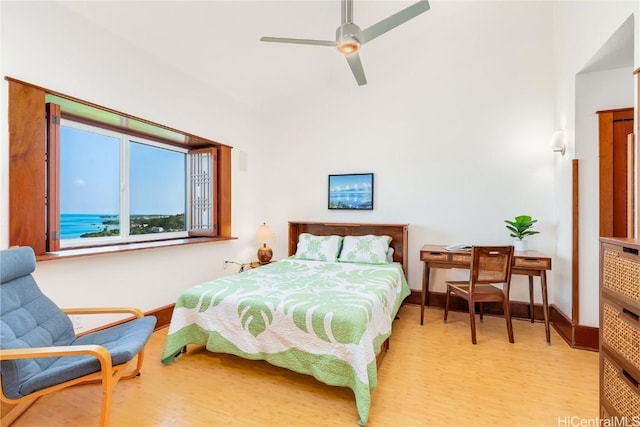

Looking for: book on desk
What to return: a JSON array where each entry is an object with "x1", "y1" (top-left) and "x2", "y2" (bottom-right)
[{"x1": 443, "y1": 244, "x2": 472, "y2": 251}]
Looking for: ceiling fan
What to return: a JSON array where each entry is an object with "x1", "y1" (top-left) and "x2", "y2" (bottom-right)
[{"x1": 260, "y1": 0, "x2": 430, "y2": 86}]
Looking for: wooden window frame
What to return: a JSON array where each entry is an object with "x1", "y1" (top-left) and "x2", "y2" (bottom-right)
[{"x1": 7, "y1": 77, "x2": 233, "y2": 260}]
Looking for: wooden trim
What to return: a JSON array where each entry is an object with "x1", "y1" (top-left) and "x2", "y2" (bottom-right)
[
  {"x1": 9, "y1": 81, "x2": 47, "y2": 254},
  {"x1": 550, "y1": 304, "x2": 573, "y2": 346},
  {"x1": 147, "y1": 304, "x2": 175, "y2": 330},
  {"x1": 628, "y1": 134, "x2": 635, "y2": 238},
  {"x1": 572, "y1": 159, "x2": 579, "y2": 323},
  {"x1": 4, "y1": 76, "x2": 230, "y2": 149},
  {"x1": 550, "y1": 304, "x2": 599, "y2": 351},
  {"x1": 46, "y1": 103, "x2": 61, "y2": 252},
  {"x1": 599, "y1": 111, "x2": 614, "y2": 237},
  {"x1": 61, "y1": 112, "x2": 203, "y2": 151},
  {"x1": 595, "y1": 108, "x2": 636, "y2": 116},
  {"x1": 217, "y1": 145, "x2": 232, "y2": 238}
]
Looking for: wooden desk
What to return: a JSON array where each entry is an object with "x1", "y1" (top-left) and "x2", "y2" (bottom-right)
[{"x1": 420, "y1": 245, "x2": 553, "y2": 343}]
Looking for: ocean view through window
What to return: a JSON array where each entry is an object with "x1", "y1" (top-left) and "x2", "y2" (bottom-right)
[
  {"x1": 60, "y1": 120, "x2": 188, "y2": 247},
  {"x1": 60, "y1": 213, "x2": 119, "y2": 239}
]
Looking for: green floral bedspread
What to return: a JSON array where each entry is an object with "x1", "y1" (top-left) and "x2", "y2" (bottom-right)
[{"x1": 161, "y1": 258, "x2": 410, "y2": 425}]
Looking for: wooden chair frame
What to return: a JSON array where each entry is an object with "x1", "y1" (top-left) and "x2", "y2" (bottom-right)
[
  {"x1": 443, "y1": 246, "x2": 515, "y2": 345},
  {"x1": 1, "y1": 307, "x2": 148, "y2": 427}
]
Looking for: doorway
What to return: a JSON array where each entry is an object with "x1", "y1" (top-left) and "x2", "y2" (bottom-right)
[{"x1": 598, "y1": 107, "x2": 635, "y2": 238}]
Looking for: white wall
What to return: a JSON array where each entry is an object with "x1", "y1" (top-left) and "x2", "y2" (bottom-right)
[
  {"x1": 551, "y1": 2, "x2": 638, "y2": 327},
  {"x1": 575, "y1": 67, "x2": 635, "y2": 326},
  {"x1": 263, "y1": 1, "x2": 558, "y2": 303}
]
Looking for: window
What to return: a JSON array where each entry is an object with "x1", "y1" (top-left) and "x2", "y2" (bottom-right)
[
  {"x1": 8, "y1": 77, "x2": 232, "y2": 258},
  {"x1": 59, "y1": 120, "x2": 189, "y2": 248}
]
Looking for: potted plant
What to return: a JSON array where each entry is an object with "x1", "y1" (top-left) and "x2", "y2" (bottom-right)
[{"x1": 504, "y1": 215, "x2": 539, "y2": 251}]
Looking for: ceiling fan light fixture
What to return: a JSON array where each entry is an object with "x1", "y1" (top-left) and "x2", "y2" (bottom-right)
[
  {"x1": 337, "y1": 39, "x2": 360, "y2": 55},
  {"x1": 336, "y1": 22, "x2": 361, "y2": 55}
]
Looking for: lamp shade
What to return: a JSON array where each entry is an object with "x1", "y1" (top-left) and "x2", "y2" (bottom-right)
[
  {"x1": 550, "y1": 130, "x2": 567, "y2": 155},
  {"x1": 255, "y1": 223, "x2": 274, "y2": 245}
]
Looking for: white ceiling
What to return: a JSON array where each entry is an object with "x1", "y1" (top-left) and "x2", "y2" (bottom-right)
[
  {"x1": 580, "y1": 14, "x2": 635, "y2": 73},
  {"x1": 57, "y1": 0, "x2": 441, "y2": 110},
  {"x1": 56, "y1": 0, "x2": 636, "y2": 112}
]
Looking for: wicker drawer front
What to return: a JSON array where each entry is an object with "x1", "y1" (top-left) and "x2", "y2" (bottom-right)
[
  {"x1": 602, "y1": 356, "x2": 640, "y2": 417},
  {"x1": 514, "y1": 257, "x2": 551, "y2": 270},
  {"x1": 603, "y1": 247, "x2": 640, "y2": 304},
  {"x1": 451, "y1": 253, "x2": 471, "y2": 263},
  {"x1": 421, "y1": 251, "x2": 450, "y2": 262},
  {"x1": 602, "y1": 301, "x2": 640, "y2": 372}
]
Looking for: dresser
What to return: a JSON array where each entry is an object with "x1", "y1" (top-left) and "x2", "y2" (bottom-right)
[{"x1": 599, "y1": 237, "x2": 640, "y2": 419}]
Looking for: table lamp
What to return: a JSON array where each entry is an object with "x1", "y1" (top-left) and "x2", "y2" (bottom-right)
[{"x1": 255, "y1": 223, "x2": 274, "y2": 264}]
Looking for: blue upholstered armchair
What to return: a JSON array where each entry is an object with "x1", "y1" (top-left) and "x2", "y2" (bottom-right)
[{"x1": 0, "y1": 247, "x2": 156, "y2": 426}]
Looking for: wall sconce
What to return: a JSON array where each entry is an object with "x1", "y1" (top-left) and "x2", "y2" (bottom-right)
[
  {"x1": 550, "y1": 130, "x2": 567, "y2": 156},
  {"x1": 255, "y1": 223, "x2": 274, "y2": 264}
]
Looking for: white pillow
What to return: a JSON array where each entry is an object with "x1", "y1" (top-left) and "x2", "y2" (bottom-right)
[
  {"x1": 294, "y1": 233, "x2": 343, "y2": 262},
  {"x1": 387, "y1": 247, "x2": 395, "y2": 263},
  {"x1": 338, "y1": 235, "x2": 392, "y2": 264}
]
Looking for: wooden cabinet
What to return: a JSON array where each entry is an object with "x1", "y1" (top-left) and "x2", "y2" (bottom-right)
[{"x1": 599, "y1": 237, "x2": 640, "y2": 419}]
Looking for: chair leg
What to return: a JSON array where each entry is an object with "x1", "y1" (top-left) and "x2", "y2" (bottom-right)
[
  {"x1": 469, "y1": 299, "x2": 477, "y2": 344},
  {"x1": 503, "y1": 298, "x2": 515, "y2": 343},
  {"x1": 444, "y1": 286, "x2": 450, "y2": 323},
  {"x1": 479, "y1": 302, "x2": 484, "y2": 321},
  {"x1": 99, "y1": 388, "x2": 113, "y2": 427},
  {"x1": 98, "y1": 368, "x2": 116, "y2": 427}
]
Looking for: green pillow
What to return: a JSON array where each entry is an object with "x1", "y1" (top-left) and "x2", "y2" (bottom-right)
[
  {"x1": 338, "y1": 235, "x2": 392, "y2": 264},
  {"x1": 294, "y1": 233, "x2": 343, "y2": 262}
]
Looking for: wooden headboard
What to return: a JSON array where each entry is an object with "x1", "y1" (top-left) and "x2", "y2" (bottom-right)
[{"x1": 288, "y1": 221, "x2": 409, "y2": 277}]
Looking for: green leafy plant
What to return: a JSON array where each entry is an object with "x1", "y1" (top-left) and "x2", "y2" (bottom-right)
[{"x1": 504, "y1": 215, "x2": 540, "y2": 240}]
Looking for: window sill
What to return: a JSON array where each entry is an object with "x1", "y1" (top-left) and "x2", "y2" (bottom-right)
[{"x1": 37, "y1": 236, "x2": 237, "y2": 261}]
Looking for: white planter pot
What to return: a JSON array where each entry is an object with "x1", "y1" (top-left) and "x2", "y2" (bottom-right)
[{"x1": 514, "y1": 240, "x2": 528, "y2": 252}]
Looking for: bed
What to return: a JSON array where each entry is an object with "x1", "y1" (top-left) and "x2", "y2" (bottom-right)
[{"x1": 160, "y1": 221, "x2": 410, "y2": 425}]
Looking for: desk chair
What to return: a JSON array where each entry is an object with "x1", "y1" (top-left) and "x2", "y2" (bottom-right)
[
  {"x1": 443, "y1": 246, "x2": 514, "y2": 344},
  {"x1": 0, "y1": 247, "x2": 156, "y2": 426}
]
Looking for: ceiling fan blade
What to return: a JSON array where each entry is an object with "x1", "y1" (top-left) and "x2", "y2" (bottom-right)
[
  {"x1": 357, "y1": 0, "x2": 430, "y2": 45},
  {"x1": 260, "y1": 36, "x2": 336, "y2": 47},
  {"x1": 345, "y1": 53, "x2": 367, "y2": 86}
]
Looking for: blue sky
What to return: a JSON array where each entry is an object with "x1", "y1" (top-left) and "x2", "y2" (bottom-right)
[
  {"x1": 329, "y1": 173, "x2": 373, "y2": 193},
  {"x1": 60, "y1": 126, "x2": 186, "y2": 215}
]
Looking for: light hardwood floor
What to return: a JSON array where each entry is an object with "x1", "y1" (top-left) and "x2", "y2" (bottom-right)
[{"x1": 8, "y1": 305, "x2": 599, "y2": 427}]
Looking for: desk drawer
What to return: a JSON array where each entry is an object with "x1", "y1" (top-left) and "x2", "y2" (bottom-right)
[
  {"x1": 421, "y1": 251, "x2": 451, "y2": 262},
  {"x1": 514, "y1": 257, "x2": 551, "y2": 270},
  {"x1": 451, "y1": 253, "x2": 471, "y2": 263}
]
